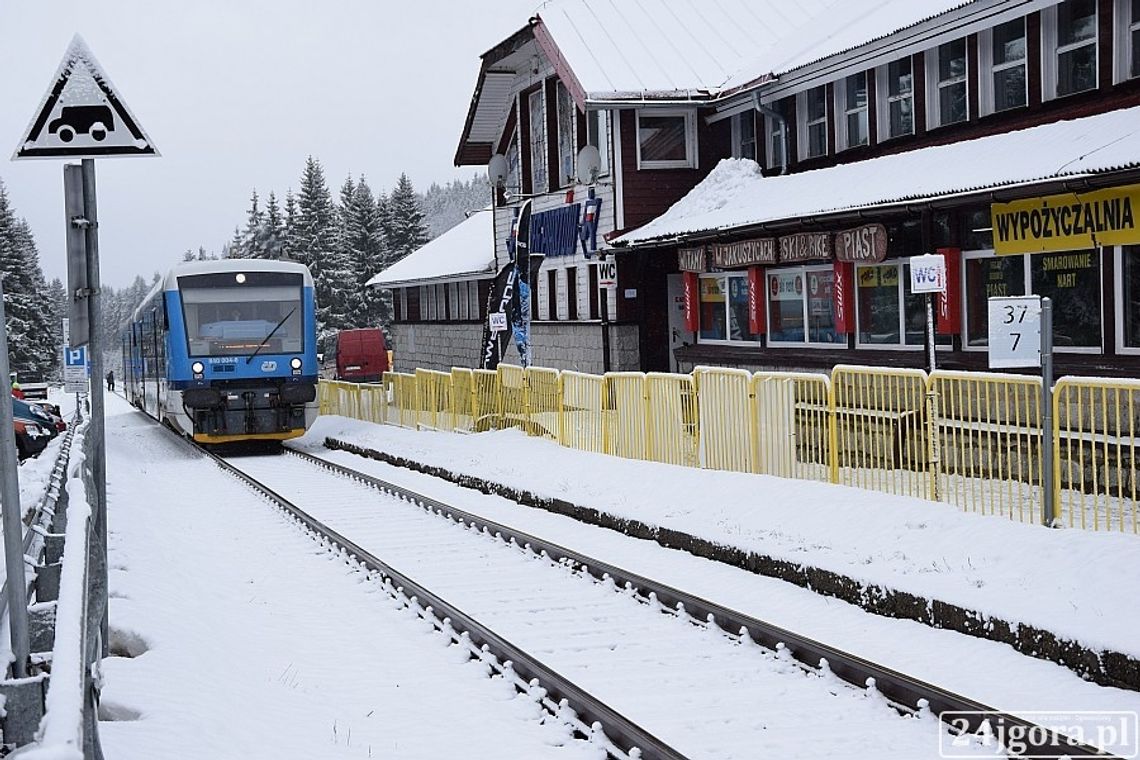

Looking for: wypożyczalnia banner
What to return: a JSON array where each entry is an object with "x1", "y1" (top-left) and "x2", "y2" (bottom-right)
[{"x1": 991, "y1": 184, "x2": 1140, "y2": 255}]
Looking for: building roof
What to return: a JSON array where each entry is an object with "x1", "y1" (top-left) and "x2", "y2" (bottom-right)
[
  {"x1": 540, "y1": 0, "x2": 977, "y2": 101},
  {"x1": 615, "y1": 104, "x2": 1140, "y2": 246},
  {"x1": 367, "y1": 210, "x2": 496, "y2": 288}
]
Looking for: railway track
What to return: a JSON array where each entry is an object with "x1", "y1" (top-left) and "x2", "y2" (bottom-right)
[{"x1": 174, "y1": 428, "x2": 1117, "y2": 759}]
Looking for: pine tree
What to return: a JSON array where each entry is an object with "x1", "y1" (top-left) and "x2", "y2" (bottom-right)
[
  {"x1": 344, "y1": 176, "x2": 390, "y2": 328},
  {"x1": 386, "y1": 173, "x2": 428, "y2": 262},
  {"x1": 282, "y1": 190, "x2": 298, "y2": 262},
  {"x1": 242, "y1": 189, "x2": 266, "y2": 259},
  {"x1": 46, "y1": 277, "x2": 66, "y2": 378},
  {"x1": 0, "y1": 182, "x2": 57, "y2": 380},
  {"x1": 264, "y1": 191, "x2": 283, "y2": 260},
  {"x1": 296, "y1": 157, "x2": 353, "y2": 345},
  {"x1": 224, "y1": 227, "x2": 244, "y2": 259}
]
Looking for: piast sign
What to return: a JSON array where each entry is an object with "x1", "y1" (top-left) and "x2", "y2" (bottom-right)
[
  {"x1": 711, "y1": 238, "x2": 777, "y2": 268},
  {"x1": 835, "y1": 224, "x2": 887, "y2": 263}
]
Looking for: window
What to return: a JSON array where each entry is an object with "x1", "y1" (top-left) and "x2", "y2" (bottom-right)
[
  {"x1": 856, "y1": 262, "x2": 951, "y2": 347},
  {"x1": 767, "y1": 266, "x2": 841, "y2": 345},
  {"x1": 566, "y1": 267, "x2": 578, "y2": 321},
  {"x1": 419, "y1": 285, "x2": 430, "y2": 320},
  {"x1": 555, "y1": 81, "x2": 576, "y2": 188},
  {"x1": 1043, "y1": 0, "x2": 1099, "y2": 99},
  {"x1": 878, "y1": 57, "x2": 914, "y2": 139},
  {"x1": 448, "y1": 283, "x2": 459, "y2": 320},
  {"x1": 505, "y1": 132, "x2": 521, "y2": 196},
  {"x1": 837, "y1": 72, "x2": 869, "y2": 150},
  {"x1": 698, "y1": 274, "x2": 760, "y2": 343},
  {"x1": 1113, "y1": 0, "x2": 1140, "y2": 82},
  {"x1": 528, "y1": 89, "x2": 547, "y2": 193},
  {"x1": 980, "y1": 19, "x2": 1028, "y2": 115},
  {"x1": 399, "y1": 288, "x2": 408, "y2": 321},
  {"x1": 586, "y1": 110, "x2": 611, "y2": 176},
  {"x1": 588, "y1": 264, "x2": 600, "y2": 319},
  {"x1": 469, "y1": 281, "x2": 482, "y2": 320},
  {"x1": 767, "y1": 113, "x2": 786, "y2": 170},
  {"x1": 928, "y1": 38, "x2": 968, "y2": 127},
  {"x1": 636, "y1": 110, "x2": 696, "y2": 168},
  {"x1": 1117, "y1": 246, "x2": 1140, "y2": 351},
  {"x1": 547, "y1": 269, "x2": 557, "y2": 320},
  {"x1": 962, "y1": 250, "x2": 1102, "y2": 351},
  {"x1": 798, "y1": 85, "x2": 828, "y2": 159},
  {"x1": 731, "y1": 111, "x2": 758, "y2": 160}
]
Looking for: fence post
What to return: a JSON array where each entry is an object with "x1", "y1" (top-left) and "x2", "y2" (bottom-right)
[
  {"x1": 926, "y1": 377, "x2": 941, "y2": 502},
  {"x1": 1041, "y1": 298, "x2": 1056, "y2": 526},
  {"x1": 748, "y1": 376, "x2": 761, "y2": 475},
  {"x1": 828, "y1": 378, "x2": 840, "y2": 484}
]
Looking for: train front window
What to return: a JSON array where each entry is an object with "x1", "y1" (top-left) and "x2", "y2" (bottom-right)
[{"x1": 179, "y1": 272, "x2": 304, "y2": 357}]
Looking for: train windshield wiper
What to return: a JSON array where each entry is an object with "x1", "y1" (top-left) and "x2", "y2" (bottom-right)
[{"x1": 246, "y1": 307, "x2": 296, "y2": 364}]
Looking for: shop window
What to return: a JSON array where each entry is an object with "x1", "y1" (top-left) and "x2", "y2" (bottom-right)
[
  {"x1": 964, "y1": 254, "x2": 1026, "y2": 346},
  {"x1": 837, "y1": 72, "x2": 869, "y2": 151},
  {"x1": 556, "y1": 81, "x2": 576, "y2": 188},
  {"x1": 877, "y1": 57, "x2": 914, "y2": 140},
  {"x1": 798, "y1": 85, "x2": 828, "y2": 159},
  {"x1": 1043, "y1": 0, "x2": 1099, "y2": 99},
  {"x1": 767, "y1": 267, "x2": 841, "y2": 345},
  {"x1": 962, "y1": 250, "x2": 1101, "y2": 351},
  {"x1": 586, "y1": 110, "x2": 611, "y2": 176},
  {"x1": 636, "y1": 110, "x2": 696, "y2": 169},
  {"x1": 529, "y1": 89, "x2": 547, "y2": 193},
  {"x1": 980, "y1": 18, "x2": 1028, "y2": 115},
  {"x1": 566, "y1": 267, "x2": 578, "y2": 321},
  {"x1": 731, "y1": 111, "x2": 758, "y2": 161},
  {"x1": 1118, "y1": 247, "x2": 1140, "y2": 350},
  {"x1": 927, "y1": 38, "x2": 968, "y2": 127},
  {"x1": 856, "y1": 262, "x2": 951, "y2": 347},
  {"x1": 699, "y1": 274, "x2": 760, "y2": 343}
]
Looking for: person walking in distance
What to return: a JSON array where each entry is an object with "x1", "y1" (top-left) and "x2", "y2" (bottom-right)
[{"x1": 106, "y1": 370, "x2": 114, "y2": 392}]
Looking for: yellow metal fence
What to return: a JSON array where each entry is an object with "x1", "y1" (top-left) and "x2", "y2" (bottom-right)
[{"x1": 318, "y1": 365, "x2": 1139, "y2": 535}]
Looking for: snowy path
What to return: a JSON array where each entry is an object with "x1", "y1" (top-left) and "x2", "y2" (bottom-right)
[
  {"x1": 98, "y1": 395, "x2": 600, "y2": 759},
  {"x1": 231, "y1": 452, "x2": 1001, "y2": 759}
]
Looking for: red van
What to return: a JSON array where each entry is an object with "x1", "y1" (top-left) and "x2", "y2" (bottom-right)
[{"x1": 335, "y1": 328, "x2": 389, "y2": 382}]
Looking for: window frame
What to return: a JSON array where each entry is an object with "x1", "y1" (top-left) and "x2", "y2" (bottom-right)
[
  {"x1": 555, "y1": 80, "x2": 577, "y2": 189},
  {"x1": 586, "y1": 109, "x2": 611, "y2": 177},
  {"x1": 528, "y1": 88, "x2": 548, "y2": 193},
  {"x1": 926, "y1": 37, "x2": 970, "y2": 128},
  {"x1": 765, "y1": 264, "x2": 842, "y2": 349},
  {"x1": 854, "y1": 261, "x2": 923, "y2": 351},
  {"x1": 835, "y1": 72, "x2": 869, "y2": 151},
  {"x1": 634, "y1": 109, "x2": 697, "y2": 170},
  {"x1": 1114, "y1": 246, "x2": 1140, "y2": 354},
  {"x1": 960, "y1": 248, "x2": 1104, "y2": 354},
  {"x1": 1041, "y1": 0, "x2": 1100, "y2": 101},
  {"x1": 876, "y1": 56, "x2": 915, "y2": 141},
  {"x1": 730, "y1": 110, "x2": 758, "y2": 161},
  {"x1": 1113, "y1": 0, "x2": 1140, "y2": 83},
  {"x1": 766, "y1": 113, "x2": 786, "y2": 170},
  {"x1": 978, "y1": 18, "x2": 1029, "y2": 116},
  {"x1": 797, "y1": 85, "x2": 829, "y2": 160},
  {"x1": 696, "y1": 272, "x2": 762, "y2": 346}
]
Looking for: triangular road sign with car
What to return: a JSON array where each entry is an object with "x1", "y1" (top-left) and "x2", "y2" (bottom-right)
[{"x1": 12, "y1": 34, "x2": 158, "y2": 160}]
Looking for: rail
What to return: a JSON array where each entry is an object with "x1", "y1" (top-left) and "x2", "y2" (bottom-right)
[{"x1": 284, "y1": 447, "x2": 1117, "y2": 759}]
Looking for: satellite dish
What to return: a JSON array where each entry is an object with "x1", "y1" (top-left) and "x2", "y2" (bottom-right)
[
  {"x1": 488, "y1": 154, "x2": 509, "y2": 189},
  {"x1": 576, "y1": 145, "x2": 601, "y2": 186}
]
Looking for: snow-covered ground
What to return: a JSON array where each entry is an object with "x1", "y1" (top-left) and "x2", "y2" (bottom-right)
[
  {"x1": 305, "y1": 417, "x2": 1139, "y2": 662},
  {"x1": 87, "y1": 397, "x2": 1139, "y2": 757}
]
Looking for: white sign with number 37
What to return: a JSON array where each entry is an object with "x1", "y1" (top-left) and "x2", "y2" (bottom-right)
[{"x1": 988, "y1": 296, "x2": 1042, "y2": 368}]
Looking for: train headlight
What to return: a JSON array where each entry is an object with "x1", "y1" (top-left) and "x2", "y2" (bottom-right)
[
  {"x1": 290, "y1": 357, "x2": 302, "y2": 370},
  {"x1": 191, "y1": 361, "x2": 205, "y2": 375}
]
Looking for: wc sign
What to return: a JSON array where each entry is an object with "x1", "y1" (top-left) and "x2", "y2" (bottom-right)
[{"x1": 909, "y1": 253, "x2": 947, "y2": 294}]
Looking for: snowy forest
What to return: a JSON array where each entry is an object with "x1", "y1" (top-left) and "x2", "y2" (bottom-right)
[
  {"x1": 181, "y1": 157, "x2": 490, "y2": 352},
  {"x1": 0, "y1": 179, "x2": 62, "y2": 383}
]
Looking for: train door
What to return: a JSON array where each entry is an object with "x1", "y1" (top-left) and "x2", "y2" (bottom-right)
[{"x1": 152, "y1": 306, "x2": 166, "y2": 417}]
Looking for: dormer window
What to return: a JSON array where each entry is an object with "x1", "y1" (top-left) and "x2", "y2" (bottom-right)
[
  {"x1": 528, "y1": 89, "x2": 547, "y2": 193},
  {"x1": 636, "y1": 110, "x2": 697, "y2": 169},
  {"x1": 555, "y1": 81, "x2": 576, "y2": 188}
]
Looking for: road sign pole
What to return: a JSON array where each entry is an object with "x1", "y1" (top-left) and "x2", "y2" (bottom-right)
[
  {"x1": 0, "y1": 276, "x2": 31, "y2": 678},
  {"x1": 1041, "y1": 297, "x2": 1055, "y2": 527},
  {"x1": 81, "y1": 158, "x2": 109, "y2": 656}
]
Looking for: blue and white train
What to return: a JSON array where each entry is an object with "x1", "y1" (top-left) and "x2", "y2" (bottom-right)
[{"x1": 122, "y1": 259, "x2": 319, "y2": 444}]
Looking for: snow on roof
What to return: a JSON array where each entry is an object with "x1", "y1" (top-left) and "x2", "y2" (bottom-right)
[
  {"x1": 617, "y1": 105, "x2": 1140, "y2": 245},
  {"x1": 536, "y1": 0, "x2": 972, "y2": 100},
  {"x1": 368, "y1": 209, "x2": 495, "y2": 287}
]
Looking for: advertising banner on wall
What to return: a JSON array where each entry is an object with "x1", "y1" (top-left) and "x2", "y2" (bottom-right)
[{"x1": 991, "y1": 184, "x2": 1140, "y2": 255}]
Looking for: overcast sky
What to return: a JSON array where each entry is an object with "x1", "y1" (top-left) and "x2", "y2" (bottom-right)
[{"x1": 0, "y1": 0, "x2": 539, "y2": 288}]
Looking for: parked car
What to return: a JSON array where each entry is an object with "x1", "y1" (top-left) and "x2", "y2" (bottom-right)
[
  {"x1": 12, "y1": 398, "x2": 51, "y2": 460},
  {"x1": 28, "y1": 401, "x2": 66, "y2": 435}
]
